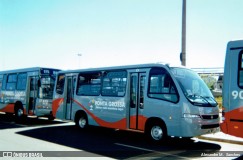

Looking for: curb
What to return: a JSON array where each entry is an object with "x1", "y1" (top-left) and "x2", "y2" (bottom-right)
[{"x1": 197, "y1": 136, "x2": 243, "y2": 145}]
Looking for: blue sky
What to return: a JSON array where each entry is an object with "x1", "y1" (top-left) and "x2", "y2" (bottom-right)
[{"x1": 0, "y1": 0, "x2": 243, "y2": 71}]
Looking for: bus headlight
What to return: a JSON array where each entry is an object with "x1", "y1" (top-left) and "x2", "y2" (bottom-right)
[{"x1": 183, "y1": 114, "x2": 200, "y2": 118}]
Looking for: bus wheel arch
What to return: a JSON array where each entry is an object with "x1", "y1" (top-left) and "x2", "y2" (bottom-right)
[
  {"x1": 75, "y1": 110, "x2": 88, "y2": 129},
  {"x1": 145, "y1": 117, "x2": 168, "y2": 142}
]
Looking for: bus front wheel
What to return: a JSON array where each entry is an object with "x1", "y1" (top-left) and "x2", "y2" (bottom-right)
[{"x1": 146, "y1": 121, "x2": 167, "y2": 142}]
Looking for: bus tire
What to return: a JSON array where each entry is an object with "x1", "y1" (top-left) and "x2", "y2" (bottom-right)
[
  {"x1": 146, "y1": 121, "x2": 167, "y2": 143},
  {"x1": 75, "y1": 112, "x2": 88, "y2": 129},
  {"x1": 14, "y1": 102, "x2": 25, "y2": 123}
]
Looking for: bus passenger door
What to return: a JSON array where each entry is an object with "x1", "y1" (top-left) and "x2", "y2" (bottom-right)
[
  {"x1": 64, "y1": 76, "x2": 76, "y2": 120},
  {"x1": 129, "y1": 72, "x2": 146, "y2": 130},
  {"x1": 27, "y1": 76, "x2": 38, "y2": 115}
]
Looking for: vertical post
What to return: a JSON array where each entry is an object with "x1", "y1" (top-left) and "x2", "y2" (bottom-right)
[
  {"x1": 77, "y1": 53, "x2": 82, "y2": 68},
  {"x1": 180, "y1": 0, "x2": 186, "y2": 66}
]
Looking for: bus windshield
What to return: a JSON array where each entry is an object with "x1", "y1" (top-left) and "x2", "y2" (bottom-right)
[
  {"x1": 171, "y1": 67, "x2": 217, "y2": 107},
  {"x1": 39, "y1": 75, "x2": 55, "y2": 99}
]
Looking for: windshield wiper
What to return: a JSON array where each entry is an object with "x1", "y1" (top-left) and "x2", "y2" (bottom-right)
[
  {"x1": 187, "y1": 94, "x2": 217, "y2": 107},
  {"x1": 201, "y1": 96, "x2": 218, "y2": 107}
]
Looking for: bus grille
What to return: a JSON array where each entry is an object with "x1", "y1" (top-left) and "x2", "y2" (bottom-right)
[
  {"x1": 201, "y1": 115, "x2": 219, "y2": 120},
  {"x1": 201, "y1": 124, "x2": 219, "y2": 129}
]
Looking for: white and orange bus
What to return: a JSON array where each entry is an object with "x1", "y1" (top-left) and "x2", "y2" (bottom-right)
[
  {"x1": 221, "y1": 40, "x2": 243, "y2": 138},
  {"x1": 0, "y1": 67, "x2": 60, "y2": 121},
  {"x1": 52, "y1": 63, "x2": 219, "y2": 141}
]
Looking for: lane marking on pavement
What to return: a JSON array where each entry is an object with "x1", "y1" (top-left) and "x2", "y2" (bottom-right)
[
  {"x1": 115, "y1": 143, "x2": 154, "y2": 152},
  {"x1": 114, "y1": 143, "x2": 189, "y2": 159}
]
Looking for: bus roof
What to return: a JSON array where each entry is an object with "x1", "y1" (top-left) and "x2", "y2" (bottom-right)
[
  {"x1": 227, "y1": 40, "x2": 243, "y2": 50},
  {"x1": 0, "y1": 67, "x2": 60, "y2": 74},
  {"x1": 57, "y1": 63, "x2": 185, "y2": 74}
]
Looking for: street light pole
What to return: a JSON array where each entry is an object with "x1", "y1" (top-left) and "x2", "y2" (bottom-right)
[
  {"x1": 77, "y1": 53, "x2": 82, "y2": 68},
  {"x1": 180, "y1": 0, "x2": 186, "y2": 66}
]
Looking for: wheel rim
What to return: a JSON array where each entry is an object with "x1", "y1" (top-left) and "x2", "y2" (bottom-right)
[
  {"x1": 78, "y1": 118, "x2": 86, "y2": 128},
  {"x1": 17, "y1": 108, "x2": 23, "y2": 117},
  {"x1": 151, "y1": 126, "x2": 163, "y2": 141}
]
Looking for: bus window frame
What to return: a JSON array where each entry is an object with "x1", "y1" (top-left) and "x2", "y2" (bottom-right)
[
  {"x1": 0, "y1": 75, "x2": 3, "y2": 91},
  {"x1": 6, "y1": 74, "x2": 17, "y2": 91},
  {"x1": 2, "y1": 75, "x2": 7, "y2": 90},
  {"x1": 39, "y1": 75, "x2": 56, "y2": 99},
  {"x1": 237, "y1": 50, "x2": 243, "y2": 89},
  {"x1": 101, "y1": 70, "x2": 127, "y2": 97},
  {"x1": 76, "y1": 71, "x2": 102, "y2": 96},
  {"x1": 16, "y1": 72, "x2": 27, "y2": 90},
  {"x1": 148, "y1": 67, "x2": 179, "y2": 103}
]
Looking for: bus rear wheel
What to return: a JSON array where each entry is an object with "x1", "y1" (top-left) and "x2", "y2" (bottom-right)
[
  {"x1": 75, "y1": 113, "x2": 88, "y2": 129},
  {"x1": 14, "y1": 106, "x2": 25, "y2": 123}
]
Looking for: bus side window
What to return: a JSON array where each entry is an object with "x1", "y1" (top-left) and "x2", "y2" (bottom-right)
[
  {"x1": 130, "y1": 75, "x2": 137, "y2": 108},
  {"x1": 0, "y1": 75, "x2": 3, "y2": 91},
  {"x1": 148, "y1": 68, "x2": 178, "y2": 103},
  {"x1": 101, "y1": 71, "x2": 127, "y2": 97},
  {"x1": 56, "y1": 74, "x2": 65, "y2": 94},
  {"x1": 238, "y1": 51, "x2": 243, "y2": 88},
  {"x1": 17, "y1": 73, "x2": 27, "y2": 90},
  {"x1": 2, "y1": 75, "x2": 7, "y2": 90},
  {"x1": 77, "y1": 72, "x2": 101, "y2": 96},
  {"x1": 6, "y1": 74, "x2": 17, "y2": 90},
  {"x1": 2, "y1": 74, "x2": 7, "y2": 90}
]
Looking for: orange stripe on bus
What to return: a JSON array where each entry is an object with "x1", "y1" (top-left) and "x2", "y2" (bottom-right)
[
  {"x1": 130, "y1": 115, "x2": 147, "y2": 130},
  {"x1": 0, "y1": 104, "x2": 15, "y2": 113},
  {"x1": 52, "y1": 98, "x2": 64, "y2": 117},
  {"x1": 0, "y1": 104, "x2": 34, "y2": 116},
  {"x1": 53, "y1": 98, "x2": 148, "y2": 131},
  {"x1": 220, "y1": 106, "x2": 243, "y2": 138},
  {"x1": 138, "y1": 115, "x2": 147, "y2": 130},
  {"x1": 74, "y1": 99, "x2": 128, "y2": 130}
]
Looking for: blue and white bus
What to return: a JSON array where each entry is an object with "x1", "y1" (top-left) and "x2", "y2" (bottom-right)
[
  {"x1": 221, "y1": 40, "x2": 243, "y2": 138},
  {"x1": 0, "y1": 67, "x2": 60, "y2": 121},
  {"x1": 52, "y1": 63, "x2": 219, "y2": 141}
]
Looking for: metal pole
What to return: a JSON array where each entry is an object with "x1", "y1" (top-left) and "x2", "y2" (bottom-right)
[
  {"x1": 77, "y1": 53, "x2": 82, "y2": 68},
  {"x1": 181, "y1": 0, "x2": 186, "y2": 66}
]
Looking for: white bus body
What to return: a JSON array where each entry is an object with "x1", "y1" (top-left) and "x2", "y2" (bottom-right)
[
  {"x1": 221, "y1": 40, "x2": 243, "y2": 138},
  {"x1": 0, "y1": 67, "x2": 60, "y2": 120},
  {"x1": 52, "y1": 63, "x2": 219, "y2": 141}
]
